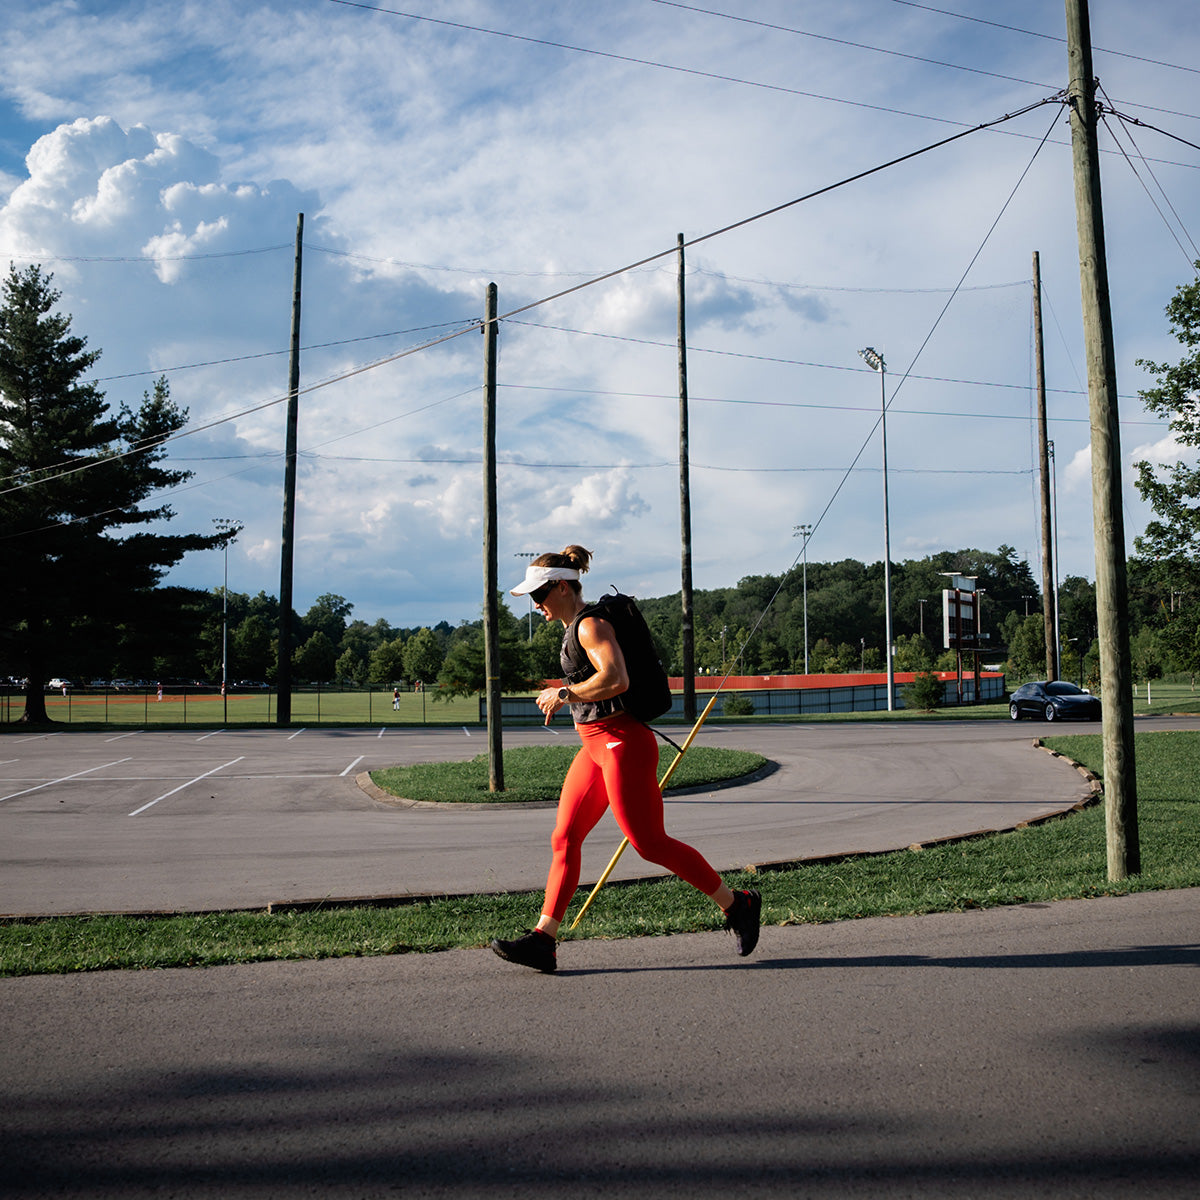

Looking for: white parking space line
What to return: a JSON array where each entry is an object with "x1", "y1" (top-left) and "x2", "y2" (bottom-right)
[
  {"x1": 1, "y1": 758, "x2": 133, "y2": 804},
  {"x1": 287, "y1": 728, "x2": 306, "y2": 741},
  {"x1": 105, "y1": 730, "x2": 144, "y2": 742},
  {"x1": 7, "y1": 731, "x2": 64, "y2": 744},
  {"x1": 378, "y1": 727, "x2": 386, "y2": 738},
  {"x1": 196, "y1": 729, "x2": 226, "y2": 741},
  {"x1": 462, "y1": 727, "x2": 472, "y2": 736},
  {"x1": 128, "y1": 757, "x2": 245, "y2": 817},
  {"x1": 340, "y1": 755, "x2": 365, "y2": 777}
]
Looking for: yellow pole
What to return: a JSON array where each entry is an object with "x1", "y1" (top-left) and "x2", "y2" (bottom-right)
[{"x1": 568, "y1": 693, "x2": 720, "y2": 930}]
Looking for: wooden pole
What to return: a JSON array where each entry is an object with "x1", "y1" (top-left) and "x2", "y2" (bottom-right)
[
  {"x1": 482, "y1": 283, "x2": 504, "y2": 792},
  {"x1": 1064, "y1": 0, "x2": 1139, "y2": 877},
  {"x1": 276, "y1": 212, "x2": 303, "y2": 726},
  {"x1": 677, "y1": 234, "x2": 697, "y2": 722},
  {"x1": 1032, "y1": 251, "x2": 1058, "y2": 681}
]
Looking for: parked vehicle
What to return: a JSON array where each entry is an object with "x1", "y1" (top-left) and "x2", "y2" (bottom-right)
[{"x1": 1009, "y1": 680, "x2": 1101, "y2": 722}]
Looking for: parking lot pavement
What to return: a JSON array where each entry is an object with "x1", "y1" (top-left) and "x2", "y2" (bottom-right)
[
  {"x1": 0, "y1": 721, "x2": 1092, "y2": 916},
  {"x1": 1, "y1": 718, "x2": 1195, "y2": 917}
]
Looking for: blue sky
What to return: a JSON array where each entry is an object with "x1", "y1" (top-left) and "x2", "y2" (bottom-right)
[{"x1": 1, "y1": 0, "x2": 1197, "y2": 631}]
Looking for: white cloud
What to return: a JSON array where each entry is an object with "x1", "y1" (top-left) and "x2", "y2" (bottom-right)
[
  {"x1": 1064, "y1": 444, "x2": 1094, "y2": 492},
  {"x1": 1129, "y1": 431, "x2": 1192, "y2": 470},
  {"x1": 0, "y1": 0, "x2": 1196, "y2": 628}
]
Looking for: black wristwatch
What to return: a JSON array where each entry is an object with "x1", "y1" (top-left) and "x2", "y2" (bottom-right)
[{"x1": 557, "y1": 687, "x2": 570, "y2": 701}]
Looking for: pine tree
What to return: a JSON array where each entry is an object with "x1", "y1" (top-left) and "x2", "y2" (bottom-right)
[{"x1": 0, "y1": 264, "x2": 225, "y2": 722}]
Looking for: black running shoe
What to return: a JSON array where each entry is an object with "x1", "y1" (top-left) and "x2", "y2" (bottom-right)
[
  {"x1": 725, "y1": 888, "x2": 762, "y2": 957},
  {"x1": 491, "y1": 929, "x2": 557, "y2": 973}
]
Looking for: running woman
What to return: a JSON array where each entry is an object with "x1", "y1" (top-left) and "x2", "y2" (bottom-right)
[{"x1": 491, "y1": 544, "x2": 761, "y2": 973}]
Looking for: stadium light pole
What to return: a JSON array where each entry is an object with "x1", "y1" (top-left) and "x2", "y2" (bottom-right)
[
  {"x1": 514, "y1": 551, "x2": 536, "y2": 639},
  {"x1": 859, "y1": 347, "x2": 895, "y2": 710},
  {"x1": 793, "y1": 523, "x2": 812, "y2": 673},
  {"x1": 213, "y1": 518, "x2": 240, "y2": 723}
]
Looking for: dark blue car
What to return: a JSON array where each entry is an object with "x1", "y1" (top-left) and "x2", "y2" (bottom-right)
[{"x1": 1009, "y1": 680, "x2": 1102, "y2": 722}]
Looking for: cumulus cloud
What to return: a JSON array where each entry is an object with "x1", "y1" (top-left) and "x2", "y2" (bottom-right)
[
  {"x1": 1063, "y1": 444, "x2": 1094, "y2": 492},
  {"x1": 1130, "y1": 431, "x2": 1192, "y2": 470},
  {"x1": 543, "y1": 469, "x2": 650, "y2": 529},
  {"x1": 1, "y1": 0, "x2": 1195, "y2": 626}
]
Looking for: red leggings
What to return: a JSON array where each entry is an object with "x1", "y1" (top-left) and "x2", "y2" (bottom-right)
[{"x1": 542, "y1": 713, "x2": 722, "y2": 922}]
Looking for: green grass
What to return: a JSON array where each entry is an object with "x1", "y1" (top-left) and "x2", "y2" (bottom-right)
[
  {"x1": 1129, "y1": 678, "x2": 1200, "y2": 716},
  {"x1": 369, "y1": 744, "x2": 766, "y2": 804},
  {"x1": 3, "y1": 731, "x2": 1197, "y2": 977},
  {"x1": 10, "y1": 676, "x2": 1200, "y2": 731},
  {"x1": 4, "y1": 688, "x2": 483, "y2": 728}
]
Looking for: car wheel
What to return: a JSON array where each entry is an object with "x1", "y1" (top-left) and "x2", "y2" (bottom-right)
[
  {"x1": 1010, "y1": 703, "x2": 1021, "y2": 721},
  {"x1": 1044, "y1": 703, "x2": 1057, "y2": 721}
]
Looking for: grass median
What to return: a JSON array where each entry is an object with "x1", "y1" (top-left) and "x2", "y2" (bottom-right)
[
  {"x1": 368, "y1": 744, "x2": 766, "y2": 804},
  {"x1": 2, "y1": 731, "x2": 1198, "y2": 977}
]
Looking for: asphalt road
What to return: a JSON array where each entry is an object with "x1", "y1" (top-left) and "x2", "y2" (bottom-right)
[
  {"x1": 1, "y1": 716, "x2": 1172, "y2": 917},
  {"x1": 4, "y1": 717, "x2": 1198, "y2": 1198},
  {"x1": 3, "y1": 888, "x2": 1197, "y2": 1198}
]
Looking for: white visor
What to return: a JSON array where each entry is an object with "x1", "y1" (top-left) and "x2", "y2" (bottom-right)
[{"x1": 510, "y1": 564, "x2": 580, "y2": 596}]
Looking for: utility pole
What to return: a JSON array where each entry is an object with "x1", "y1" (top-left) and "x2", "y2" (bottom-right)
[
  {"x1": 1033, "y1": 251, "x2": 1058, "y2": 681},
  {"x1": 276, "y1": 212, "x2": 303, "y2": 726},
  {"x1": 794, "y1": 523, "x2": 812, "y2": 673},
  {"x1": 1065, "y1": 0, "x2": 1139, "y2": 878},
  {"x1": 482, "y1": 283, "x2": 504, "y2": 792},
  {"x1": 677, "y1": 234, "x2": 696, "y2": 722},
  {"x1": 859, "y1": 347, "x2": 894, "y2": 711}
]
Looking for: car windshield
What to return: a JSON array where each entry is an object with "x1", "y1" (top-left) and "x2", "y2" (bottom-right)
[{"x1": 1046, "y1": 682, "x2": 1084, "y2": 696}]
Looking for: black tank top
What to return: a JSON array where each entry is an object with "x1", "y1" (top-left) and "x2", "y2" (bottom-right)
[{"x1": 560, "y1": 607, "x2": 621, "y2": 724}]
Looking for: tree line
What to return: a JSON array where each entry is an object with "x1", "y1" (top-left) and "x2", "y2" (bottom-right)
[
  {"x1": 4, "y1": 259, "x2": 1199, "y2": 721},
  {"x1": 16, "y1": 540, "x2": 1196, "y2": 701}
]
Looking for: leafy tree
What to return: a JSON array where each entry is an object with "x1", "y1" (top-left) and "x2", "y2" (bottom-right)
[
  {"x1": 525, "y1": 619, "x2": 564, "y2": 683},
  {"x1": 232, "y1": 614, "x2": 274, "y2": 682},
  {"x1": 370, "y1": 636, "x2": 407, "y2": 686},
  {"x1": 293, "y1": 631, "x2": 337, "y2": 683},
  {"x1": 303, "y1": 593, "x2": 352, "y2": 645},
  {"x1": 116, "y1": 585, "x2": 212, "y2": 682},
  {"x1": 1134, "y1": 263, "x2": 1200, "y2": 561},
  {"x1": 1006, "y1": 614, "x2": 1047, "y2": 682},
  {"x1": 435, "y1": 601, "x2": 530, "y2": 698},
  {"x1": 339, "y1": 619, "x2": 378, "y2": 664},
  {"x1": 902, "y1": 671, "x2": 943, "y2": 711},
  {"x1": 0, "y1": 264, "x2": 223, "y2": 721},
  {"x1": 403, "y1": 628, "x2": 446, "y2": 685},
  {"x1": 893, "y1": 633, "x2": 934, "y2": 671},
  {"x1": 1130, "y1": 627, "x2": 1165, "y2": 684},
  {"x1": 1058, "y1": 576, "x2": 1098, "y2": 649},
  {"x1": 246, "y1": 590, "x2": 281, "y2": 626},
  {"x1": 334, "y1": 647, "x2": 367, "y2": 687}
]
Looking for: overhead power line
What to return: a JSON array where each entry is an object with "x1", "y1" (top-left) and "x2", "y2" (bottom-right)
[
  {"x1": 88, "y1": 318, "x2": 478, "y2": 384},
  {"x1": 887, "y1": 0, "x2": 1200, "y2": 76},
  {"x1": 323, "y1": 0, "x2": 1042, "y2": 131},
  {"x1": 0, "y1": 95, "x2": 1064, "y2": 502},
  {"x1": 0, "y1": 244, "x2": 291, "y2": 265},
  {"x1": 653, "y1": 0, "x2": 1199, "y2": 124},
  {"x1": 501, "y1": 382, "x2": 1165, "y2": 429}
]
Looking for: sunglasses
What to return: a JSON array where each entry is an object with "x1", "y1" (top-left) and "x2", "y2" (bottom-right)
[{"x1": 530, "y1": 580, "x2": 559, "y2": 604}]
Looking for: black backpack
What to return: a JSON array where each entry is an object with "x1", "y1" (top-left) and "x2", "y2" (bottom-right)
[{"x1": 562, "y1": 590, "x2": 673, "y2": 723}]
